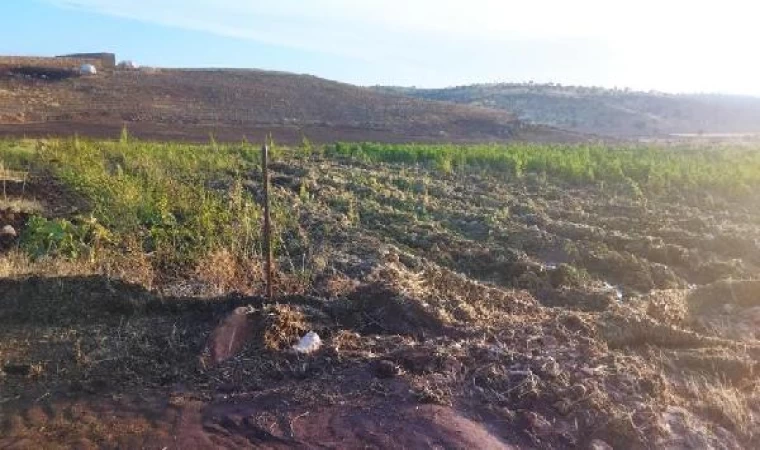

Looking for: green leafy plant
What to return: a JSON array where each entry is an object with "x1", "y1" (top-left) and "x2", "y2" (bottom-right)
[{"x1": 21, "y1": 215, "x2": 110, "y2": 260}]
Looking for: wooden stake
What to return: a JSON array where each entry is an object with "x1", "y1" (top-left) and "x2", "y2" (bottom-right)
[{"x1": 262, "y1": 143, "x2": 274, "y2": 301}]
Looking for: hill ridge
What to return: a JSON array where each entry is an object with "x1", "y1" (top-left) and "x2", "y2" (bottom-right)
[
  {"x1": 0, "y1": 64, "x2": 575, "y2": 144},
  {"x1": 376, "y1": 83, "x2": 760, "y2": 137}
]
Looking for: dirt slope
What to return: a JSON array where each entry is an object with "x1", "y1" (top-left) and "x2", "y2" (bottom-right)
[
  {"x1": 0, "y1": 68, "x2": 574, "y2": 144},
  {"x1": 379, "y1": 84, "x2": 760, "y2": 138}
]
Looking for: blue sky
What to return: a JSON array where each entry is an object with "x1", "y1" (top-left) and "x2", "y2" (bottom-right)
[{"x1": 1, "y1": 1, "x2": 759, "y2": 95}]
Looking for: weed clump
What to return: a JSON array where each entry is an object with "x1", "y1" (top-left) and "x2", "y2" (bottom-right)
[
  {"x1": 21, "y1": 215, "x2": 109, "y2": 260},
  {"x1": 257, "y1": 304, "x2": 311, "y2": 351}
]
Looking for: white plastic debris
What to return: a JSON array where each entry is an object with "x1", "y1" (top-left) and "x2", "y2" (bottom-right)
[
  {"x1": 0, "y1": 225, "x2": 16, "y2": 237},
  {"x1": 602, "y1": 281, "x2": 624, "y2": 301},
  {"x1": 293, "y1": 331, "x2": 322, "y2": 354}
]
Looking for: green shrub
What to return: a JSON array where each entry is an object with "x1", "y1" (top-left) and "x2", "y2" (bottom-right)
[{"x1": 21, "y1": 215, "x2": 110, "y2": 260}]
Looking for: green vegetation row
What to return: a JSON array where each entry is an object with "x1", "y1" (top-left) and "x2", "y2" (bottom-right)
[
  {"x1": 2, "y1": 135, "x2": 759, "y2": 267},
  {"x1": 330, "y1": 142, "x2": 760, "y2": 197},
  {"x1": 0, "y1": 135, "x2": 301, "y2": 269}
]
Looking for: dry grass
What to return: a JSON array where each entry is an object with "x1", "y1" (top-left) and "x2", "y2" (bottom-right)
[
  {"x1": 194, "y1": 249, "x2": 265, "y2": 296},
  {"x1": 0, "y1": 250, "x2": 96, "y2": 279},
  {"x1": 0, "y1": 165, "x2": 28, "y2": 183},
  {"x1": 258, "y1": 304, "x2": 311, "y2": 351},
  {"x1": 0, "y1": 197, "x2": 42, "y2": 213},
  {"x1": 96, "y1": 241, "x2": 155, "y2": 289},
  {"x1": 645, "y1": 289, "x2": 689, "y2": 326},
  {"x1": 0, "y1": 244, "x2": 155, "y2": 289},
  {"x1": 685, "y1": 376, "x2": 757, "y2": 439}
]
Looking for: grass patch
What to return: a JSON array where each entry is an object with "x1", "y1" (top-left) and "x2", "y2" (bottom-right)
[
  {"x1": 330, "y1": 142, "x2": 760, "y2": 197},
  {"x1": 0, "y1": 138, "x2": 297, "y2": 275}
]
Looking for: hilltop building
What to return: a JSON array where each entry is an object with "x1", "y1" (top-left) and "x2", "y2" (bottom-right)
[{"x1": 57, "y1": 53, "x2": 116, "y2": 69}]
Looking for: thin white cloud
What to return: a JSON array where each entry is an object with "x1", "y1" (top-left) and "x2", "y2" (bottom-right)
[
  {"x1": 40, "y1": 0, "x2": 760, "y2": 93},
  {"x1": 43, "y1": 0, "x2": 758, "y2": 43}
]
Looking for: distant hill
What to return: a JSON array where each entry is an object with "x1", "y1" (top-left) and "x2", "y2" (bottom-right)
[
  {"x1": 376, "y1": 84, "x2": 760, "y2": 138},
  {"x1": 0, "y1": 63, "x2": 575, "y2": 144}
]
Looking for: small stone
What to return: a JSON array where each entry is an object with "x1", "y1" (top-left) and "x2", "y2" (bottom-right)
[
  {"x1": 589, "y1": 439, "x2": 613, "y2": 450},
  {"x1": 1, "y1": 224, "x2": 16, "y2": 237}
]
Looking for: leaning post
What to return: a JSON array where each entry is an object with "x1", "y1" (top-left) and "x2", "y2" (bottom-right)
[{"x1": 262, "y1": 142, "x2": 274, "y2": 301}]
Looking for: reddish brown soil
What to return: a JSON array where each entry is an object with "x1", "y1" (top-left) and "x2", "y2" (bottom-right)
[
  {"x1": 201, "y1": 307, "x2": 257, "y2": 367},
  {"x1": 0, "y1": 392, "x2": 514, "y2": 449},
  {"x1": 0, "y1": 273, "x2": 526, "y2": 449},
  {"x1": 197, "y1": 399, "x2": 514, "y2": 449}
]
